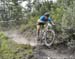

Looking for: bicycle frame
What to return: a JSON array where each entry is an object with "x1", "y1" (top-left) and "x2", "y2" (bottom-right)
[{"x1": 38, "y1": 22, "x2": 55, "y2": 46}]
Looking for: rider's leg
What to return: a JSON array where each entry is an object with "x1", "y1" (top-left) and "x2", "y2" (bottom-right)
[{"x1": 37, "y1": 24, "x2": 40, "y2": 39}]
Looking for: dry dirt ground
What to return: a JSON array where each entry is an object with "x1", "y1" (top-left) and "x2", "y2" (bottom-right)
[{"x1": 4, "y1": 30, "x2": 75, "y2": 59}]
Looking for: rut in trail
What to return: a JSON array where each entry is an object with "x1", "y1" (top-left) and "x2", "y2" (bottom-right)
[{"x1": 4, "y1": 30, "x2": 37, "y2": 46}]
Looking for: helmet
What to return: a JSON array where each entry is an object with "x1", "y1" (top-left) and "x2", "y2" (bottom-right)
[{"x1": 44, "y1": 12, "x2": 49, "y2": 17}]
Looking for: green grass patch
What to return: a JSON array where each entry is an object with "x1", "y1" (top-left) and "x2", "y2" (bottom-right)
[{"x1": 0, "y1": 32, "x2": 33, "y2": 59}]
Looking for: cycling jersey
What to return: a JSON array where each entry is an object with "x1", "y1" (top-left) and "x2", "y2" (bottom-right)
[{"x1": 40, "y1": 16, "x2": 52, "y2": 22}]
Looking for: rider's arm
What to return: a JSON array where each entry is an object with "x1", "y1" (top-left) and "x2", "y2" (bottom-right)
[
  {"x1": 50, "y1": 21, "x2": 55, "y2": 26},
  {"x1": 48, "y1": 18, "x2": 55, "y2": 25}
]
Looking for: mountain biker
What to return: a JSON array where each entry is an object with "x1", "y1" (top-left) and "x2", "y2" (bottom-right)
[{"x1": 37, "y1": 12, "x2": 55, "y2": 40}]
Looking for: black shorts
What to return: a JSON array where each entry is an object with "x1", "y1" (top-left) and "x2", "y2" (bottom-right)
[{"x1": 37, "y1": 22, "x2": 45, "y2": 25}]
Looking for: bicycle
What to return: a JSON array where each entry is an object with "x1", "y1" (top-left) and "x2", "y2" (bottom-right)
[{"x1": 37, "y1": 22, "x2": 55, "y2": 47}]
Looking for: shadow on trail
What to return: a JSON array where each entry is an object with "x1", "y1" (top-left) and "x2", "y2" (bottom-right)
[{"x1": 33, "y1": 42, "x2": 75, "y2": 59}]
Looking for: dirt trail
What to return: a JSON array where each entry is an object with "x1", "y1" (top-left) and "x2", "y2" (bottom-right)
[
  {"x1": 4, "y1": 30, "x2": 75, "y2": 59},
  {"x1": 4, "y1": 30, "x2": 37, "y2": 46}
]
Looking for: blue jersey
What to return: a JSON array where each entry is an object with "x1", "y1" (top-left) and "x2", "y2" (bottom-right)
[{"x1": 40, "y1": 16, "x2": 52, "y2": 22}]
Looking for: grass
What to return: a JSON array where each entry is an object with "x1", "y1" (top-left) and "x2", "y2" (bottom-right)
[{"x1": 0, "y1": 32, "x2": 33, "y2": 59}]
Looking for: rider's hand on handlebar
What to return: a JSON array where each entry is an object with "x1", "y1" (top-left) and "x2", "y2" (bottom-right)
[{"x1": 52, "y1": 24, "x2": 56, "y2": 26}]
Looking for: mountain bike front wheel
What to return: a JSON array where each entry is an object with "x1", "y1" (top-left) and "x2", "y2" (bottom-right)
[{"x1": 44, "y1": 30, "x2": 55, "y2": 47}]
